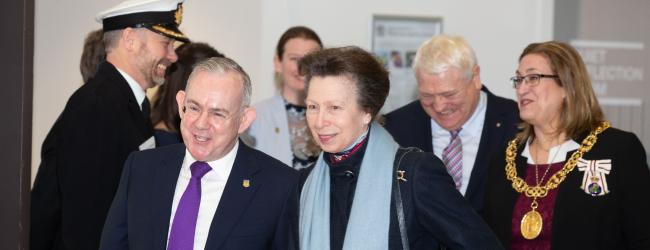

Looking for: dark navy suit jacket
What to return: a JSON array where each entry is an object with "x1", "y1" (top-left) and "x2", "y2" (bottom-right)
[
  {"x1": 100, "y1": 142, "x2": 298, "y2": 250},
  {"x1": 384, "y1": 87, "x2": 519, "y2": 214}
]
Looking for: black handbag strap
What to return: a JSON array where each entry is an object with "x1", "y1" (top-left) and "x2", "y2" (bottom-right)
[{"x1": 392, "y1": 147, "x2": 422, "y2": 250}]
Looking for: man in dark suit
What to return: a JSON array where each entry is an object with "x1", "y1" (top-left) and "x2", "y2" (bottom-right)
[
  {"x1": 384, "y1": 35, "x2": 519, "y2": 214},
  {"x1": 30, "y1": 0, "x2": 189, "y2": 249},
  {"x1": 100, "y1": 57, "x2": 298, "y2": 249}
]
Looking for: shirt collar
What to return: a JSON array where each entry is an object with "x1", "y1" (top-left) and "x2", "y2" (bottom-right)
[
  {"x1": 522, "y1": 138, "x2": 580, "y2": 164},
  {"x1": 115, "y1": 67, "x2": 146, "y2": 110},
  {"x1": 182, "y1": 140, "x2": 240, "y2": 181}
]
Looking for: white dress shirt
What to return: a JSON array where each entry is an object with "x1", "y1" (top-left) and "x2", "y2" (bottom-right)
[
  {"x1": 167, "y1": 141, "x2": 239, "y2": 250},
  {"x1": 431, "y1": 91, "x2": 487, "y2": 195},
  {"x1": 115, "y1": 68, "x2": 146, "y2": 110},
  {"x1": 522, "y1": 138, "x2": 580, "y2": 164}
]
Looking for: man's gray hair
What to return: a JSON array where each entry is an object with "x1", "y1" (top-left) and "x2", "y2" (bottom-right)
[
  {"x1": 188, "y1": 57, "x2": 252, "y2": 108},
  {"x1": 102, "y1": 29, "x2": 122, "y2": 53},
  {"x1": 102, "y1": 28, "x2": 150, "y2": 54}
]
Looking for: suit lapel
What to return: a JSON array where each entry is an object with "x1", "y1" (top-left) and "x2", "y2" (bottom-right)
[
  {"x1": 104, "y1": 62, "x2": 154, "y2": 141},
  {"x1": 493, "y1": 144, "x2": 528, "y2": 231},
  {"x1": 151, "y1": 145, "x2": 186, "y2": 249},
  {"x1": 205, "y1": 143, "x2": 263, "y2": 249},
  {"x1": 123, "y1": 87, "x2": 153, "y2": 141},
  {"x1": 496, "y1": 145, "x2": 527, "y2": 240},
  {"x1": 513, "y1": 146, "x2": 528, "y2": 201},
  {"x1": 550, "y1": 149, "x2": 579, "y2": 247},
  {"x1": 466, "y1": 91, "x2": 504, "y2": 198}
]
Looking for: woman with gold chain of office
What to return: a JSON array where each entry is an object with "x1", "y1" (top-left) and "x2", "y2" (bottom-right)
[{"x1": 482, "y1": 41, "x2": 650, "y2": 249}]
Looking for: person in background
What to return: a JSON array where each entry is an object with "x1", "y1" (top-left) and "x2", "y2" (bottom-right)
[
  {"x1": 101, "y1": 57, "x2": 297, "y2": 249},
  {"x1": 245, "y1": 26, "x2": 323, "y2": 169},
  {"x1": 293, "y1": 46, "x2": 502, "y2": 249},
  {"x1": 383, "y1": 34, "x2": 520, "y2": 213},
  {"x1": 80, "y1": 29, "x2": 106, "y2": 83},
  {"x1": 30, "y1": 0, "x2": 187, "y2": 249},
  {"x1": 483, "y1": 41, "x2": 650, "y2": 249},
  {"x1": 151, "y1": 42, "x2": 224, "y2": 146}
]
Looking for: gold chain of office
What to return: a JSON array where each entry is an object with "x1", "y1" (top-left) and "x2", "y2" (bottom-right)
[{"x1": 505, "y1": 121, "x2": 610, "y2": 198}]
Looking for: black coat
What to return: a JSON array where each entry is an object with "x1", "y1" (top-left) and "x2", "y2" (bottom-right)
[
  {"x1": 483, "y1": 127, "x2": 650, "y2": 249},
  {"x1": 291, "y1": 148, "x2": 503, "y2": 250},
  {"x1": 384, "y1": 86, "x2": 520, "y2": 213},
  {"x1": 31, "y1": 62, "x2": 154, "y2": 250}
]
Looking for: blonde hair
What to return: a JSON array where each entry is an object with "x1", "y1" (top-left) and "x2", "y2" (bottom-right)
[{"x1": 516, "y1": 41, "x2": 605, "y2": 144}]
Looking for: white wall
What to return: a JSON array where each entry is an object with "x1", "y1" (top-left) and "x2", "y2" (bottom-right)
[
  {"x1": 258, "y1": 0, "x2": 554, "y2": 101},
  {"x1": 32, "y1": 0, "x2": 553, "y2": 182}
]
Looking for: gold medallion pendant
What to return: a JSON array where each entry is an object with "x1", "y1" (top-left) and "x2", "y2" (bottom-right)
[
  {"x1": 521, "y1": 208, "x2": 542, "y2": 239},
  {"x1": 503, "y1": 122, "x2": 610, "y2": 241}
]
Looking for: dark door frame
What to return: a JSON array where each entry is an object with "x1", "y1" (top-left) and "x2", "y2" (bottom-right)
[{"x1": 1, "y1": 0, "x2": 34, "y2": 248}]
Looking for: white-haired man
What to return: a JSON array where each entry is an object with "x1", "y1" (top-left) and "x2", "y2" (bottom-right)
[{"x1": 384, "y1": 35, "x2": 520, "y2": 214}]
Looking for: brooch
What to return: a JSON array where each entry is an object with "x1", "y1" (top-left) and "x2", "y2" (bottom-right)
[
  {"x1": 577, "y1": 158, "x2": 611, "y2": 196},
  {"x1": 396, "y1": 170, "x2": 407, "y2": 182}
]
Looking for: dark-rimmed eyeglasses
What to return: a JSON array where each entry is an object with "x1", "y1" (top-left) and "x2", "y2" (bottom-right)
[{"x1": 510, "y1": 74, "x2": 558, "y2": 88}]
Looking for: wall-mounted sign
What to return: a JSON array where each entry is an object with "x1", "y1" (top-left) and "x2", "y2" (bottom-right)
[{"x1": 372, "y1": 15, "x2": 442, "y2": 113}]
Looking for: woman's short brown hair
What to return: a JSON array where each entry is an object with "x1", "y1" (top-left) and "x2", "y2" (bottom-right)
[
  {"x1": 80, "y1": 29, "x2": 106, "y2": 82},
  {"x1": 298, "y1": 46, "x2": 389, "y2": 119},
  {"x1": 516, "y1": 41, "x2": 604, "y2": 143}
]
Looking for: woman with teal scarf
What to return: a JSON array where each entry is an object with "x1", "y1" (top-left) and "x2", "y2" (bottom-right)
[{"x1": 292, "y1": 46, "x2": 502, "y2": 250}]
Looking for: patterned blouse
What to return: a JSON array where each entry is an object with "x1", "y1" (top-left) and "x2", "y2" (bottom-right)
[{"x1": 285, "y1": 101, "x2": 320, "y2": 169}]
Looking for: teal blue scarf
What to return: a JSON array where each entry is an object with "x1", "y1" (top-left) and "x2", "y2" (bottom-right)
[{"x1": 299, "y1": 123, "x2": 399, "y2": 249}]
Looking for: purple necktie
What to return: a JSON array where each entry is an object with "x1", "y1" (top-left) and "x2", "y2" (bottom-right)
[
  {"x1": 167, "y1": 161, "x2": 212, "y2": 250},
  {"x1": 442, "y1": 129, "x2": 463, "y2": 190}
]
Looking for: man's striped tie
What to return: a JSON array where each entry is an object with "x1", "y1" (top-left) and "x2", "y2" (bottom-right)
[{"x1": 442, "y1": 129, "x2": 462, "y2": 190}]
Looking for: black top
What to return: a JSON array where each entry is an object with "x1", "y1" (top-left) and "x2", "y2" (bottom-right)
[
  {"x1": 154, "y1": 129, "x2": 182, "y2": 147},
  {"x1": 324, "y1": 136, "x2": 368, "y2": 250}
]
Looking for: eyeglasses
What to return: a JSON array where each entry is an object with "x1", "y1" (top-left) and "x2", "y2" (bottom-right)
[
  {"x1": 510, "y1": 74, "x2": 558, "y2": 89},
  {"x1": 182, "y1": 103, "x2": 240, "y2": 125}
]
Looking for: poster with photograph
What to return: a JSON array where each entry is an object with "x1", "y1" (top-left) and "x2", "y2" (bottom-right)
[{"x1": 372, "y1": 15, "x2": 442, "y2": 113}]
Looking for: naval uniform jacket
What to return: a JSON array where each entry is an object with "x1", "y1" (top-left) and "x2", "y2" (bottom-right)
[
  {"x1": 483, "y1": 127, "x2": 650, "y2": 249},
  {"x1": 31, "y1": 61, "x2": 154, "y2": 250}
]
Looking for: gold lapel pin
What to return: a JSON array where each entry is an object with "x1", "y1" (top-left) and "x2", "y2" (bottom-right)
[
  {"x1": 397, "y1": 170, "x2": 407, "y2": 182},
  {"x1": 243, "y1": 179, "x2": 250, "y2": 188}
]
